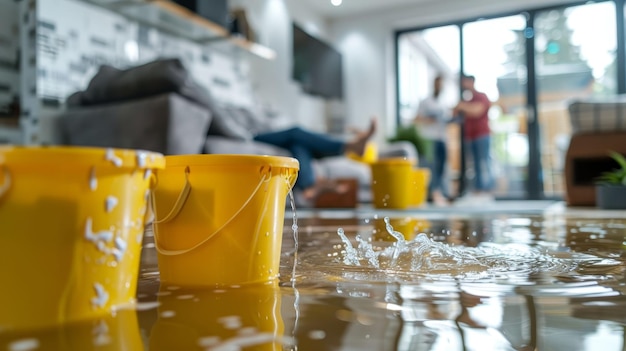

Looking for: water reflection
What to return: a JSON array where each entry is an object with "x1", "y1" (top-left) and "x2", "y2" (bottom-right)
[
  {"x1": 0, "y1": 309, "x2": 142, "y2": 351},
  {"x1": 149, "y1": 283, "x2": 286, "y2": 351}
]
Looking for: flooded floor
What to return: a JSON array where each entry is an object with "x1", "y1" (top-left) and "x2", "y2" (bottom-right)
[{"x1": 3, "y1": 202, "x2": 626, "y2": 350}]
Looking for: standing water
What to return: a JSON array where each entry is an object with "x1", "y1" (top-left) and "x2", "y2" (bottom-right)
[{"x1": 3, "y1": 210, "x2": 626, "y2": 351}]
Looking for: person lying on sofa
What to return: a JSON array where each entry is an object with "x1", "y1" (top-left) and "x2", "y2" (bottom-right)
[{"x1": 253, "y1": 118, "x2": 377, "y2": 202}]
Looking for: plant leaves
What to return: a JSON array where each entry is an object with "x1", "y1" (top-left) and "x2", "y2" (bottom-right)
[
  {"x1": 609, "y1": 151, "x2": 626, "y2": 171},
  {"x1": 596, "y1": 151, "x2": 626, "y2": 185}
]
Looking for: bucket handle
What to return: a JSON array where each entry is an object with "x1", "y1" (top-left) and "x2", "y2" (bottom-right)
[
  {"x1": 0, "y1": 166, "x2": 10, "y2": 200},
  {"x1": 153, "y1": 165, "x2": 273, "y2": 256},
  {"x1": 152, "y1": 166, "x2": 192, "y2": 225}
]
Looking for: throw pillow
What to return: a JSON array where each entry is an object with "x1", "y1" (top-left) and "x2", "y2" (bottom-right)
[
  {"x1": 206, "y1": 103, "x2": 253, "y2": 140},
  {"x1": 79, "y1": 58, "x2": 192, "y2": 106}
]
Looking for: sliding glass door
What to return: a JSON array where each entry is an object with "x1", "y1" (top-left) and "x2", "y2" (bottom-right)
[
  {"x1": 462, "y1": 15, "x2": 529, "y2": 197},
  {"x1": 395, "y1": 0, "x2": 620, "y2": 200}
]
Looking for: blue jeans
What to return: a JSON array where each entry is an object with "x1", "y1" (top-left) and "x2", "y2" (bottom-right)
[
  {"x1": 253, "y1": 127, "x2": 345, "y2": 190},
  {"x1": 430, "y1": 140, "x2": 448, "y2": 195},
  {"x1": 467, "y1": 135, "x2": 493, "y2": 191}
]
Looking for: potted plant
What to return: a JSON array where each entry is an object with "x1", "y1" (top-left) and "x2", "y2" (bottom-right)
[{"x1": 595, "y1": 151, "x2": 626, "y2": 209}]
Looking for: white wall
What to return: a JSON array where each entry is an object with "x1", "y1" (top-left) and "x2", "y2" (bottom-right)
[
  {"x1": 329, "y1": 0, "x2": 581, "y2": 143},
  {"x1": 37, "y1": 0, "x2": 254, "y2": 107},
  {"x1": 230, "y1": 0, "x2": 332, "y2": 132}
]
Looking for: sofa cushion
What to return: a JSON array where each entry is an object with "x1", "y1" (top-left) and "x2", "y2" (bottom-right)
[
  {"x1": 68, "y1": 58, "x2": 212, "y2": 110},
  {"x1": 61, "y1": 93, "x2": 212, "y2": 155},
  {"x1": 206, "y1": 104, "x2": 254, "y2": 140},
  {"x1": 204, "y1": 136, "x2": 291, "y2": 156},
  {"x1": 237, "y1": 106, "x2": 274, "y2": 135}
]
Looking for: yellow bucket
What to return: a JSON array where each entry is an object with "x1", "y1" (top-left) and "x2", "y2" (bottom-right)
[
  {"x1": 410, "y1": 168, "x2": 431, "y2": 207},
  {"x1": 152, "y1": 154, "x2": 299, "y2": 287},
  {"x1": 149, "y1": 283, "x2": 284, "y2": 351},
  {"x1": 370, "y1": 158, "x2": 415, "y2": 209},
  {"x1": 346, "y1": 142, "x2": 378, "y2": 164},
  {"x1": 0, "y1": 146, "x2": 164, "y2": 331}
]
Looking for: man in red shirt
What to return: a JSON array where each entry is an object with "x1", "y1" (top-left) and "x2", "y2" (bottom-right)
[{"x1": 453, "y1": 75, "x2": 494, "y2": 195}]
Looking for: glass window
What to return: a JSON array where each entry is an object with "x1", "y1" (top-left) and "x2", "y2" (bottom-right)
[{"x1": 535, "y1": 1, "x2": 617, "y2": 197}]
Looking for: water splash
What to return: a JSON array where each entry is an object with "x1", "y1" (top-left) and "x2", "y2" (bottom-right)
[
  {"x1": 286, "y1": 189, "x2": 300, "y2": 347},
  {"x1": 287, "y1": 189, "x2": 299, "y2": 283},
  {"x1": 336, "y1": 217, "x2": 580, "y2": 280}
]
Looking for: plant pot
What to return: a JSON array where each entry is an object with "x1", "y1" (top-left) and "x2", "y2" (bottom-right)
[{"x1": 595, "y1": 184, "x2": 626, "y2": 209}]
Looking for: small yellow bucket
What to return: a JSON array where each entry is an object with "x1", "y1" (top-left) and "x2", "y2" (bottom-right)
[
  {"x1": 410, "y1": 168, "x2": 431, "y2": 207},
  {"x1": 370, "y1": 158, "x2": 415, "y2": 209},
  {"x1": 149, "y1": 283, "x2": 284, "y2": 351},
  {"x1": 152, "y1": 154, "x2": 299, "y2": 287},
  {"x1": 346, "y1": 142, "x2": 378, "y2": 164},
  {"x1": 0, "y1": 146, "x2": 165, "y2": 331}
]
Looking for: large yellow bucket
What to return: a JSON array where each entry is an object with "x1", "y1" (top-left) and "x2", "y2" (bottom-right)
[
  {"x1": 370, "y1": 158, "x2": 415, "y2": 209},
  {"x1": 0, "y1": 146, "x2": 164, "y2": 331},
  {"x1": 152, "y1": 154, "x2": 299, "y2": 287},
  {"x1": 149, "y1": 283, "x2": 284, "y2": 351}
]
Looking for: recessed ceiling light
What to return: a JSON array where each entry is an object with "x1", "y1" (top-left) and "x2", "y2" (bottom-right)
[{"x1": 331, "y1": 0, "x2": 342, "y2": 6}]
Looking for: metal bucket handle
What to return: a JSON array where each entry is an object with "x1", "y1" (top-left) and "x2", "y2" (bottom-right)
[{"x1": 152, "y1": 165, "x2": 273, "y2": 256}]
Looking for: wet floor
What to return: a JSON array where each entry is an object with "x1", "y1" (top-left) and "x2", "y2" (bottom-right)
[{"x1": 2, "y1": 203, "x2": 626, "y2": 350}]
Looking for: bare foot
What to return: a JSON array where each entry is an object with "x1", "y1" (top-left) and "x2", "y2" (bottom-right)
[{"x1": 344, "y1": 117, "x2": 377, "y2": 157}]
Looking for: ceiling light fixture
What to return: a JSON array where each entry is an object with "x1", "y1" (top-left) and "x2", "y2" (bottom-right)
[{"x1": 331, "y1": 0, "x2": 342, "y2": 6}]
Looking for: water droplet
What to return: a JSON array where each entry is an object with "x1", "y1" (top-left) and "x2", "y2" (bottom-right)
[
  {"x1": 160, "y1": 310, "x2": 176, "y2": 318},
  {"x1": 308, "y1": 330, "x2": 326, "y2": 340},
  {"x1": 105, "y1": 196, "x2": 118, "y2": 213},
  {"x1": 8, "y1": 338, "x2": 40, "y2": 351},
  {"x1": 89, "y1": 167, "x2": 98, "y2": 191}
]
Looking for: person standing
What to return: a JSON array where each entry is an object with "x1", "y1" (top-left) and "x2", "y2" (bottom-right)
[
  {"x1": 414, "y1": 75, "x2": 450, "y2": 206},
  {"x1": 453, "y1": 75, "x2": 493, "y2": 197}
]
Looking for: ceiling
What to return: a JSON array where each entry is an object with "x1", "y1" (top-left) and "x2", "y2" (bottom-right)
[{"x1": 299, "y1": 0, "x2": 433, "y2": 19}]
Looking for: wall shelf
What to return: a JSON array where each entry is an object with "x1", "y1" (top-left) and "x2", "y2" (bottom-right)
[{"x1": 80, "y1": 0, "x2": 275, "y2": 59}]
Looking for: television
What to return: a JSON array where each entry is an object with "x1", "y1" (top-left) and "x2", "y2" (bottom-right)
[{"x1": 292, "y1": 23, "x2": 343, "y2": 100}]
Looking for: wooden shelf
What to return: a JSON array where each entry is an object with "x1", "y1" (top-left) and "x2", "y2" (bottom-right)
[
  {"x1": 228, "y1": 35, "x2": 276, "y2": 60},
  {"x1": 80, "y1": 0, "x2": 275, "y2": 59}
]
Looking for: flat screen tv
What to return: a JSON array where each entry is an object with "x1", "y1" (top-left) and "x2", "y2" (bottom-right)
[{"x1": 292, "y1": 23, "x2": 343, "y2": 100}]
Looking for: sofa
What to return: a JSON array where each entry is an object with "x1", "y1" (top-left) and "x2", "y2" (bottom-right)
[{"x1": 58, "y1": 59, "x2": 417, "y2": 206}]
